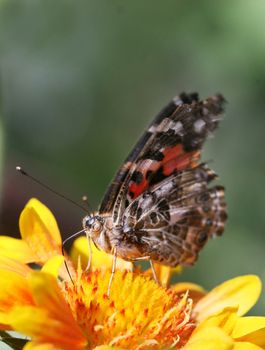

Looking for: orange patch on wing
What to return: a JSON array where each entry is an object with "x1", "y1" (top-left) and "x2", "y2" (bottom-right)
[
  {"x1": 129, "y1": 178, "x2": 149, "y2": 199},
  {"x1": 163, "y1": 148, "x2": 200, "y2": 175},
  {"x1": 129, "y1": 145, "x2": 200, "y2": 200},
  {"x1": 162, "y1": 144, "x2": 185, "y2": 163}
]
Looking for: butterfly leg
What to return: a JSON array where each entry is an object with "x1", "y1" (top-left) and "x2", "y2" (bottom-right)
[
  {"x1": 149, "y1": 259, "x2": 160, "y2": 286},
  {"x1": 107, "y1": 247, "x2": 117, "y2": 297},
  {"x1": 131, "y1": 256, "x2": 160, "y2": 286},
  {"x1": 85, "y1": 234, "x2": 92, "y2": 271}
]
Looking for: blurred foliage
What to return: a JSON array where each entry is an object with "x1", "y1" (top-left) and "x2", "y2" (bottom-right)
[{"x1": 0, "y1": 0, "x2": 265, "y2": 315}]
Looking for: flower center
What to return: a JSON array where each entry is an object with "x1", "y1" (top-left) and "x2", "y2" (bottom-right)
[{"x1": 63, "y1": 270, "x2": 196, "y2": 349}]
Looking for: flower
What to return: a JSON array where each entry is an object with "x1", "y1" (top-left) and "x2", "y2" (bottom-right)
[
  {"x1": 0, "y1": 198, "x2": 264, "y2": 350},
  {"x1": 0, "y1": 198, "x2": 62, "y2": 264}
]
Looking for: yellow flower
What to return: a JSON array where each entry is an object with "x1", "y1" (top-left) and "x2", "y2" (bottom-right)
[
  {"x1": 0, "y1": 198, "x2": 264, "y2": 350},
  {"x1": 0, "y1": 198, "x2": 62, "y2": 264}
]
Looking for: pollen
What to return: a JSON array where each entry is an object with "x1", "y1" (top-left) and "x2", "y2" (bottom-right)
[{"x1": 62, "y1": 270, "x2": 196, "y2": 349}]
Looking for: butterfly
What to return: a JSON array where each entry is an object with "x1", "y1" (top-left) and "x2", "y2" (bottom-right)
[{"x1": 82, "y1": 92, "x2": 227, "y2": 291}]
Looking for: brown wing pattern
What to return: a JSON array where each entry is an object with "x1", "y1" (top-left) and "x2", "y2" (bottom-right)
[
  {"x1": 122, "y1": 165, "x2": 227, "y2": 267},
  {"x1": 125, "y1": 94, "x2": 225, "y2": 204},
  {"x1": 100, "y1": 93, "x2": 225, "y2": 237},
  {"x1": 99, "y1": 92, "x2": 206, "y2": 214}
]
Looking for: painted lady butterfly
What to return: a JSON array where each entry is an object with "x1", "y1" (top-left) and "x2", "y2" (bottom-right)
[{"x1": 83, "y1": 92, "x2": 227, "y2": 288}]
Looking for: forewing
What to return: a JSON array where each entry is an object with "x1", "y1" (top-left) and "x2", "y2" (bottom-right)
[
  {"x1": 122, "y1": 165, "x2": 227, "y2": 267},
  {"x1": 99, "y1": 93, "x2": 225, "y2": 223},
  {"x1": 126, "y1": 94, "x2": 225, "y2": 203},
  {"x1": 98, "y1": 93, "x2": 193, "y2": 214}
]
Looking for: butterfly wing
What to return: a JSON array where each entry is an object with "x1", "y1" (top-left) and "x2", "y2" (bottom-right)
[
  {"x1": 99, "y1": 92, "x2": 199, "y2": 214},
  {"x1": 121, "y1": 164, "x2": 227, "y2": 266},
  {"x1": 99, "y1": 93, "x2": 225, "y2": 225}
]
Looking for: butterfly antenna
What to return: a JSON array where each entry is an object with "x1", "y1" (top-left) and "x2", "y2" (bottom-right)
[
  {"x1": 62, "y1": 228, "x2": 86, "y2": 284},
  {"x1": 16, "y1": 166, "x2": 88, "y2": 213},
  {"x1": 82, "y1": 195, "x2": 93, "y2": 216}
]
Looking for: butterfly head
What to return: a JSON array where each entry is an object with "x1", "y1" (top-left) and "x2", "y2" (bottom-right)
[
  {"x1": 82, "y1": 214, "x2": 112, "y2": 253},
  {"x1": 82, "y1": 214, "x2": 104, "y2": 237}
]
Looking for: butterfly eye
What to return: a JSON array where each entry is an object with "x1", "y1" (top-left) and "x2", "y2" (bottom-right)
[
  {"x1": 83, "y1": 216, "x2": 93, "y2": 228},
  {"x1": 92, "y1": 220, "x2": 102, "y2": 233}
]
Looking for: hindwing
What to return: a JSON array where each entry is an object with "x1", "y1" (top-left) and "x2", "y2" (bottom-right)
[{"x1": 122, "y1": 165, "x2": 226, "y2": 266}]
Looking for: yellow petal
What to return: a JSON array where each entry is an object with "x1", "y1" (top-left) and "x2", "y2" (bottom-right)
[
  {"x1": 0, "y1": 311, "x2": 11, "y2": 327},
  {"x1": 42, "y1": 254, "x2": 75, "y2": 282},
  {"x1": 0, "y1": 268, "x2": 33, "y2": 320},
  {"x1": 185, "y1": 326, "x2": 233, "y2": 350},
  {"x1": 10, "y1": 272, "x2": 86, "y2": 350},
  {"x1": 71, "y1": 236, "x2": 108, "y2": 268},
  {"x1": 23, "y1": 343, "x2": 59, "y2": 350},
  {"x1": 194, "y1": 275, "x2": 262, "y2": 322},
  {"x1": 0, "y1": 260, "x2": 33, "y2": 327},
  {"x1": 233, "y1": 317, "x2": 265, "y2": 338},
  {"x1": 0, "y1": 256, "x2": 31, "y2": 276},
  {"x1": 233, "y1": 342, "x2": 263, "y2": 350},
  {"x1": 23, "y1": 198, "x2": 61, "y2": 245},
  {"x1": 173, "y1": 282, "x2": 205, "y2": 294},
  {"x1": 0, "y1": 236, "x2": 37, "y2": 263},
  {"x1": 71, "y1": 236, "x2": 133, "y2": 271},
  {"x1": 19, "y1": 198, "x2": 62, "y2": 263},
  {"x1": 195, "y1": 307, "x2": 238, "y2": 336},
  {"x1": 233, "y1": 317, "x2": 265, "y2": 348},
  {"x1": 9, "y1": 306, "x2": 56, "y2": 337},
  {"x1": 41, "y1": 255, "x2": 64, "y2": 278}
]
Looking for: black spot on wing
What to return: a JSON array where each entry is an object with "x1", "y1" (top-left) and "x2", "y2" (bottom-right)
[
  {"x1": 141, "y1": 129, "x2": 181, "y2": 161},
  {"x1": 131, "y1": 170, "x2": 144, "y2": 184},
  {"x1": 146, "y1": 170, "x2": 154, "y2": 181},
  {"x1": 197, "y1": 231, "x2": 208, "y2": 245},
  {"x1": 179, "y1": 92, "x2": 199, "y2": 104},
  {"x1": 158, "y1": 199, "x2": 170, "y2": 221},
  {"x1": 150, "y1": 211, "x2": 158, "y2": 224},
  {"x1": 149, "y1": 167, "x2": 166, "y2": 186},
  {"x1": 142, "y1": 149, "x2": 164, "y2": 161},
  {"x1": 129, "y1": 191, "x2": 135, "y2": 199}
]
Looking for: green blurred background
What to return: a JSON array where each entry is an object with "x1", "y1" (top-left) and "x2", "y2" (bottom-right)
[{"x1": 0, "y1": 0, "x2": 265, "y2": 314}]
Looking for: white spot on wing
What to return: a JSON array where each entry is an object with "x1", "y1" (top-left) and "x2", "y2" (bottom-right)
[
  {"x1": 173, "y1": 96, "x2": 184, "y2": 106},
  {"x1": 194, "y1": 119, "x2": 206, "y2": 133},
  {"x1": 172, "y1": 121, "x2": 183, "y2": 133}
]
